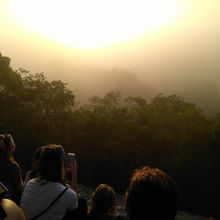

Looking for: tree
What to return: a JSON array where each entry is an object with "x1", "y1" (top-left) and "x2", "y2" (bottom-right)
[{"x1": 0, "y1": 53, "x2": 75, "y2": 168}]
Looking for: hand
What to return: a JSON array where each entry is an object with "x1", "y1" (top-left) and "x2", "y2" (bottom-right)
[
  {"x1": 65, "y1": 159, "x2": 77, "y2": 173},
  {"x1": 71, "y1": 160, "x2": 77, "y2": 175},
  {"x1": 69, "y1": 160, "x2": 77, "y2": 192}
]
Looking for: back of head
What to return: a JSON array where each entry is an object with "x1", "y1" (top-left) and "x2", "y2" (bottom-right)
[
  {"x1": 37, "y1": 145, "x2": 65, "y2": 183},
  {"x1": 90, "y1": 184, "x2": 117, "y2": 216},
  {"x1": 1, "y1": 198, "x2": 25, "y2": 220},
  {"x1": 0, "y1": 134, "x2": 15, "y2": 161},
  {"x1": 125, "y1": 165, "x2": 179, "y2": 220},
  {"x1": 0, "y1": 135, "x2": 9, "y2": 160}
]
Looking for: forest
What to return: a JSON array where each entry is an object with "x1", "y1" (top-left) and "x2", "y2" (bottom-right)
[{"x1": 0, "y1": 53, "x2": 220, "y2": 219}]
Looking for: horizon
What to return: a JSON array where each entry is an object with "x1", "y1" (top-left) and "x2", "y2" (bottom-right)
[{"x1": 1, "y1": 0, "x2": 220, "y2": 115}]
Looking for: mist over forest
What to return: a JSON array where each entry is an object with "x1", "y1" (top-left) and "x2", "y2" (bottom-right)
[
  {"x1": 1, "y1": 1, "x2": 220, "y2": 218},
  {"x1": 1, "y1": 51, "x2": 220, "y2": 218},
  {"x1": 42, "y1": 52, "x2": 220, "y2": 117},
  {"x1": 3, "y1": 10, "x2": 220, "y2": 116},
  {"x1": 7, "y1": 47, "x2": 220, "y2": 117}
]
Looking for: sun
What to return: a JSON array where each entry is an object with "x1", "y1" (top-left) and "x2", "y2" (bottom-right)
[{"x1": 10, "y1": 0, "x2": 183, "y2": 49}]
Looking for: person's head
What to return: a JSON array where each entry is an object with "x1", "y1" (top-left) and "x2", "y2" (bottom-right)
[
  {"x1": 37, "y1": 145, "x2": 65, "y2": 183},
  {"x1": 125, "y1": 165, "x2": 179, "y2": 220},
  {"x1": 89, "y1": 184, "x2": 117, "y2": 216},
  {"x1": 4, "y1": 134, "x2": 16, "y2": 155},
  {"x1": 0, "y1": 198, "x2": 26, "y2": 220},
  {"x1": 0, "y1": 134, "x2": 15, "y2": 160}
]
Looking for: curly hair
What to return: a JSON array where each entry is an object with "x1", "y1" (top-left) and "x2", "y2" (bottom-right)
[{"x1": 125, "y1": 165, "x2": 179, "y2": 220}]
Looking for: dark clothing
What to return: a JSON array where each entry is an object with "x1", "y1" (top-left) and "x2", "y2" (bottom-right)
[
  {"x1": 87, "y1": 213, "x2": 127, "y2": 220},
  {"x1": 0, "y1": 194, "x2": 7, "y2": 220},
  {"x1": 0, "y1": 204, "x2": 7, "y2": 220},
  {"x1": 0, "y1": 160, "x2": 23, "y2": 204},
  {"x1": 62, "y1": 198, "x2": 88, "y2": 220}
]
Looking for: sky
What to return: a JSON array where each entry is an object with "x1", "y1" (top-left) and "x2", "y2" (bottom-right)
[{"x1": 1, "y1": 0, "x2": 220, "y2": 114}]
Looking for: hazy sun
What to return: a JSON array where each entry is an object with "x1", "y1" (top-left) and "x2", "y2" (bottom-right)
[{"x1": 10, "y1": 0, "x2": 182, "y2": 48}]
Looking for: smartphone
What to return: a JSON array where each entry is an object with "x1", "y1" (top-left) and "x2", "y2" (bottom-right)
[
  {"x1": 65, "y1": 153, "x2": 76, "y2": 169},
  {"x1": 0, "y1": 182, "x2": 8, "y2": 197},
  {"x1": 65, "y1": 153, "x2": 76, "y2": 184}
]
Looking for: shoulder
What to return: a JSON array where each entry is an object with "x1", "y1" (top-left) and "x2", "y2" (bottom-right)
[
  {"x1": 1, "y1": 199, "x2": 25, "y2": 220},
  {"x1": 65, "y1": 187, "x2": 77, "y2": 196},
  {"x1": 25, "y1": 178, "x2": 37, "y2": 187},
  {"x1": 52, "y1": 183, "x2": 77, "y2": 196},
  {"x1": 2, "y1": 160, "x2": 18, "y2": 169},
  {"x1": 7, "y1": 161, "x2": 20, "y2": 173},
  {"x1": 46, "y1": 182, "x2": 78, "y2": 201},
  {"x1": 62, "y1": 187, "x2": 78, "y2": 210},
  {"x1": 3, "y1": 161, "x2": 21, "y2": 181},
  {"x1": 23, "y1": 179, "x2": 41, "y2": 193},
  {"x1": 64, "y1": 187, "x2": 78, "y2": 202},
  {"x1": 10, "y1": 160, "x2": 20, "y2": 168}
]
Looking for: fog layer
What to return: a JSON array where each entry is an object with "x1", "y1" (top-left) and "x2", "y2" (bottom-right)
[{"x1": 1, "y1": 0, "x2": 220, "y2": 115}]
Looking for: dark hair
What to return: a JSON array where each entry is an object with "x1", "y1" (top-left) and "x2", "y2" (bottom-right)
[
  {"x1": 37, "y1": 145, "x2": 65, "y2": 183},
  {"x1": 1, "y1": 134, "x2": 15, "y2": 161},
  {"x1": 3, "y1": 134, "x2": 11, "y2": 149},
  {"x1": 89, "y1": 184, "x2": 117, "y2": 216},
  {"x1": 125, "y1": 165, "x2": 179, "y2": 220},
  {"x1": 0, "y1": 135, "x2": 22, "y2": 204},
  {"x1": 0, "y1": 135, "x2": 10, "y2": 160},
  {"x1": 29, "y1": 146, "x2": 44, "y2": 179}
]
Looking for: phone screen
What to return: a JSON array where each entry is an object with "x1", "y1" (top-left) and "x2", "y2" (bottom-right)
[
  {"x1": 65, "y1": 153, "x2": 75, "y2": 168},
  {"x1": 65, "y1": 153, "x2": 76, "y2": 184}
]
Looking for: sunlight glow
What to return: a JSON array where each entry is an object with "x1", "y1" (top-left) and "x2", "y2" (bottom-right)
[{"x1": 10, "y1": 0, "x2": 182, "y2": 48}]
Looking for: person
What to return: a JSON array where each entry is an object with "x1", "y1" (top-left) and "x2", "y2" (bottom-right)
[
  {"x1": 20, "y1": 144, "x2": 78, "y2": 220},
  {"x1": 64, "y1": 153, "x2": 78, "y2": 193},
  {"x1": 0, "y1": 134, "x2": 23, "y2": 204},
  {"x1": 125, "y1": 165, "x2": 179, "y2": 220},
  {"x1": 87, "y1": 184, "x2": 125, "y2": 220},
  {"x1": 63, "y1": 153, "x2": 88, "y2": 220},
  {"x1": 0, "y1": 198, "x2": 26, "y2": 220},
  {"x1": 0, "y1": 182, "x2": 25, "y2": 220}
]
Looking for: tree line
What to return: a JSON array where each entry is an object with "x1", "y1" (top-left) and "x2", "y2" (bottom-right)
[{"x1": 0, "y1": 53, "x2": 220, "y2": 218}]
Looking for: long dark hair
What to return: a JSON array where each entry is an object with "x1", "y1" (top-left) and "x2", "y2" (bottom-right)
[
  {"x1": 37, "y1": 145, "x2": 65, "y2": 183},
  {"x1": 0, "y1": 134, "x2": 21, "y2": 191},
  {"x1": 0, "y1": 134, "x2": 11, "y2": 161},
  {"x1": 29, "y1": 146, "x2": 44, "y2": 179}
]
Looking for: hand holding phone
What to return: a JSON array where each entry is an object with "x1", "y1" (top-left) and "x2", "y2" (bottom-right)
[
  {"x1": 65, "y1": 153, "x2": 77, "y2": 192},
  {"x1": 65, "y1": 153, "x2": 75, "y2": 169}
]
